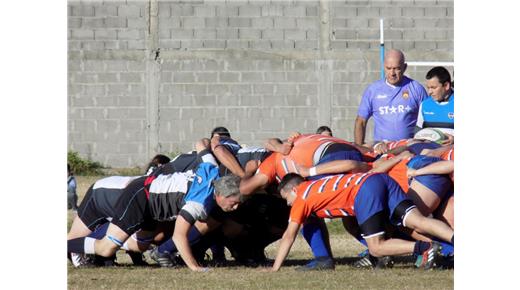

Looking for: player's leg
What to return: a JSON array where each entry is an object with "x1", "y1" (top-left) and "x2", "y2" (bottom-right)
[
  {"x1": 68, "y1": 185, "x2": 99, "y2": 240},
  {"x1": 407, "y1": 180, "x2": 442, "y2": 216},
  {"x1": 91, "y1": 223, "x2": 130, "y2": 257},
  {"x1": 151, "y1": 218, "x2": 219, "y2": 267},
  {"x1": 68, "y1": 216, "x2": 93, "y2": 240},
  {"x1": 122, "y1": 230, "x2": 156, "y2": 252},
  {"x1": 385, "y1": 173, "x2": 454, "y2": 243},
  {"x1": 402, "y1": 208, "x2": 453, "y2": 243},
  {"x1": 356, "y1": 175, "x2": 444, "y2": 269},
  {"x1": 406, "y1": 156, "x2": 453, "y2": 215},
  {"x1": 364, "y1": 234, "x2": 415, "y2": 257},
  {"x1": 342, "y1": 216, "x2": 367, "y2": 247},
  {"x1": 434, "y1": 194, "x2": 454, "y2": 229},
  {"x1": 353, "y1": 174, "x2": 399, "y2": 266},
  {"x1": 297, "y1": 217, "x2": 335, "y2": 270}
]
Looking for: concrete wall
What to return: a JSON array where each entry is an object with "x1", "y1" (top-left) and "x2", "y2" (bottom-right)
[{"x1": 68, "y1": 0, "x2": 453, "y2": 167}]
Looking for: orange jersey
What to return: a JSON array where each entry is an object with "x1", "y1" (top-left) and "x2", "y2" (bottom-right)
[
  {"x1": 289, "y1": 172, "x2": 376, "y2": 224},
  {"x1": 441, "y1": 147, "x2": 454, "y2": 161},
  {"x1": 387, "y1": 158, "x2": 411, "y2": 192},
  {"x1": 386, "y1": 139, "x2": 411, "y2": 150},
  {"x1": 373, "y1": 154, "x2": 411, "y2": 192},
  {"x1": 258, "y1": 134, "x2": 356, "y2": 183}
]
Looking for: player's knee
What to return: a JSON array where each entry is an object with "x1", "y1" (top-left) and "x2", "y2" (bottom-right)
[
  {"x1": 367, "y1": 244, "x2": 385, "y2": 258},
  {"x1": 96, "y1": 242, "x2": 118, "y2": 257},
  {"x1": 406, "y1": 213, "x2": 429, "y2": 232}
]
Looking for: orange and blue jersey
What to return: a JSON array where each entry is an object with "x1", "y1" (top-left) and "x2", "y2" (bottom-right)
[
  {"x1": 257, "y1": 134, "x2": 359, "y2": 183},
  {"x1": 289, "y1": 172, "x2": 375, "y2": 225},
  {"x1": 289, "y1": 172, "x2": 415, "y2": 238},
  {"x1": 385, "y1": 156, "x2": 412, "y2": 192}
]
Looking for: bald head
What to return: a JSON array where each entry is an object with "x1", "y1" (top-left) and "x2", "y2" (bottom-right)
[{"x1": 384, "y1": 49, "x2": 407, "y2": 85}]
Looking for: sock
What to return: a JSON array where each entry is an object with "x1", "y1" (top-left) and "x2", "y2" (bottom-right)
[
  {"x1": 84, "y1": 237, "x2": 96, "y2": 254},
  {"x1": 355, "y1": 235, "x2": 368, "y2": 248},
  {"x1": 413, "y1": 241, "x2": 431, "y2": 256},
  {"x1": 211, "y1": 244, "x2": 225, "y2": 260},
  {"x1": 157, "y1": 226, "x2": 202, "y2": 254},
  {"x1": 88, "y1": 222, "x2": 110, "y2": 239},
  {"x1": 68, "y1": 237, "x2": 96, "y2": 254},
  {"x1": 68, "y1": 237, "x2": 86, "y2": 254},
  {"x1": 121, "y1": 241, "x2": 130, "y2": 251},
  {"x1": 301, "y1": 219, "x2": 329, "y2": 259}
]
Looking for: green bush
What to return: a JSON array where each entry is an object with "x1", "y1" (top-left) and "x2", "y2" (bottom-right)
[{"x1": 67, "y1": 151, "x2": 104, "y2": 176}]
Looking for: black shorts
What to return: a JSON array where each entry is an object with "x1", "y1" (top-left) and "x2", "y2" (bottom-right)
[
  {"x1": 78, "y1": 184, "x2": 122, "y2": 231},
  {"x1": 358, "y1": 199, "x2": 416, "y2": 238},
  {"x1": 111, "y1": 176, "x2": 157, "y2": 235}
]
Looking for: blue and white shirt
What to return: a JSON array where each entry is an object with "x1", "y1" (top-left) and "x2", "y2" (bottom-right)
[{"x1": 416, "y1": 92, "x2": 454, "y2": 136}]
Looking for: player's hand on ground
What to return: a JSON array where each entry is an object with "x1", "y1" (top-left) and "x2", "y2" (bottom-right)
[{"x1": 195, "y1": 267, "x2": 210, "y2": 272}]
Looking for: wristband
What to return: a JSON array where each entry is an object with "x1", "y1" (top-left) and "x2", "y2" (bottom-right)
[{"x1": 309, "y1": 167, "x2": 317, "y2": 177}]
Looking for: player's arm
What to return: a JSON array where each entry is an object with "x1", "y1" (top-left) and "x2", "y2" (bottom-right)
[
  {"x1": 293, "y1": 160, "x2": 370, "y2": 177},
  {"x1": 244, "y1": 160, "x2": 260, "y2": 178},
  {"x1": 264, "y1": 132, "x2": 300, "y2": 155},
  {"x1": 440, "y1": 133, "x2": 454, "y2": 146},
  {"x1": 270, "y1": 221, "x2": 300, "y2": 272},
  {"x1": 407, "y1": 160, "x2": 454, "y2": 178},
  {"x1": 370, "y1": 151, "x2": 414, "y2": 173},
  {"x1": 211, "y1": 135, "x2": 245, "y2": 178},
  {"x1": 372, "y1": 141, "x2": 389, "y2": 155},
  {"x1": 172, "y1": 215, "x2": 207, "y2": 272},
  {"x1": 354, "y1": 116, "x2": 367, "y2": 145},
  {"x1": 422, "y1": 144, "x2": 453, "y2": 157},
  {"x1": 264, "y1": 138, "x2": 293, "y2": 155},
  {"x1": 239, "y1": 172, "x2": 269, "y2": 195}
]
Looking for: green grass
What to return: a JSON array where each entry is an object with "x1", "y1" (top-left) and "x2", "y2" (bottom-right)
[{"x1": 68, "y1": 176, "x2": 453, "y2": 290}]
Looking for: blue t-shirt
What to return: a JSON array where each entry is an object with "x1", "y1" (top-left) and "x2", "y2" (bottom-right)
[
  {"x1": 357, "y1": 76, "x2": 428, "y2": 142},
  {"x1": 180, "y1": 162, "x2": 220, "y2": 224}
]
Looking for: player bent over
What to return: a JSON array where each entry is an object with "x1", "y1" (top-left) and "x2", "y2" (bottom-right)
[
  {"x1": 268, "y1": 172, "x2": 454, "y2": 271},
  {"x1": 68, "y1": 161, "x2": 242, "y2": 272}
]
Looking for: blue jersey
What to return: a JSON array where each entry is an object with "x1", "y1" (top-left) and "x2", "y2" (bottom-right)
[
  {"x1": 357, "y1": 76, "x2": 428, "y2": 142},
  {"x1": 416, "y1": 93, "x2": 454, "y2": 136},
  {"x1": 180, "y1": 162, "x2": 220, "y2": 224}
]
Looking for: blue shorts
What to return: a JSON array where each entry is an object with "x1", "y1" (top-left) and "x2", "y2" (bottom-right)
[
  {"x1": 309, "y1": 144, "x2": 363, "y2": 181},
  {"x1": 354, "y1": 174, "x2": 416, "y2": 237},
  {"x1": 407, "y1": 155, "x2": 454, "y2": 200}
]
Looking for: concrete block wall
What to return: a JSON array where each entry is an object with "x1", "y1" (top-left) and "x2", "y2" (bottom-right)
[{"x1": 68, "y1": 0, "x2": 453, "y2": 168}]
